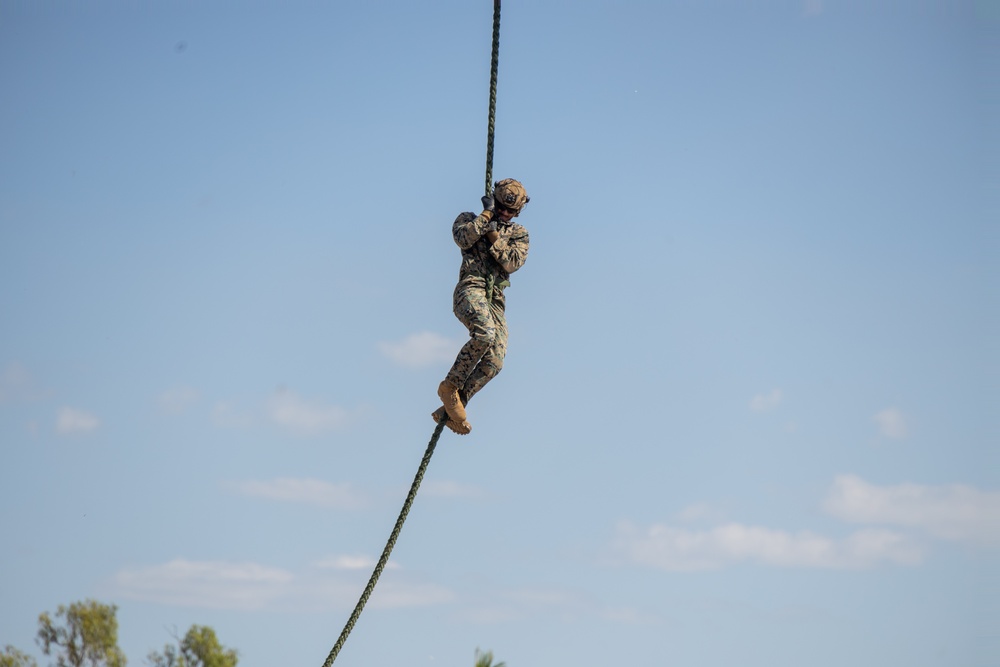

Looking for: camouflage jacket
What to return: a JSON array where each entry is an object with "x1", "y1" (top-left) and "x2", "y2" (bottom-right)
[{"x1": 452, "y1": 211, "x2": 530, "y2": 293}]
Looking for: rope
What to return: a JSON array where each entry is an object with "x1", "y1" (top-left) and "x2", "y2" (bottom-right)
[
  {"x1": 484, "y1": 0, "x2": 501, "y2": 197},
  {"x1": 322, "y1": 5, "x2": 502, "y2": 664},
  {"x1": 320, "y1": 418, "x2": 447, "y2": 667}
]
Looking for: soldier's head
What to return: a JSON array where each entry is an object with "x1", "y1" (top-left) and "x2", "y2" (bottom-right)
[{"x1": 493, "y1": 178, "x2": 529, "y2": 222}]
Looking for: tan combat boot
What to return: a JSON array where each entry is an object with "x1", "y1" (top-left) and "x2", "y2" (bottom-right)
[
  {"x1": 431, "y1": 407, "x2": 471, "y2": 436},
  {"x1": 437, "y1": 380, "x2": 467, "y2": 421}
]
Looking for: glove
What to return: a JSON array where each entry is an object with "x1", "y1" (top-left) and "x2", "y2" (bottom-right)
[
  {"x1": 488, "y1": 217, "x2": 498, "y2": 233},
  {"x1": 481, "y1": 195, "x2": 495, "y2": 213}
]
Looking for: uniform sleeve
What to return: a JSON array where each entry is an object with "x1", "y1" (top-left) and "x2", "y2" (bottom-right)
[
  {"x1": 489, "y1": 225, "x2": 530, "y2": 274},
  {"x1": 452, "y1": 211, "x2": 490, "y2": 250}
]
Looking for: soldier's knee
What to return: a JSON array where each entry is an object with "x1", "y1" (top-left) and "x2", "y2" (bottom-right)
[
  {"x1": 470, "y1": 327, "x2": 497, "y2": 346},
  {"x1": 481, "y1": 357, "x2": 503, "y2": 379}
]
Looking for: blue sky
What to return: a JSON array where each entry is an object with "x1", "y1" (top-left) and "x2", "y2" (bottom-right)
[{"x1": 1, "y1": 1, "x2": 996, "y2": 666}]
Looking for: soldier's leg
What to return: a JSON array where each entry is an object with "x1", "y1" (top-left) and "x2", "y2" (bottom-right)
[
  {"x1": 460, "y1": 299, "x2": 508, "y2": 405},
  {"x1": 439, "y1": 283, "x2": 496, "y2": 422},
  {"x1": 445, "y1": 283, "x2": 497, "y2": 389}
]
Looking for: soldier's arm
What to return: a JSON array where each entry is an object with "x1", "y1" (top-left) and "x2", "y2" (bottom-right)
[
  {"x1": 452, "y1": 211, "x2": 493, "y2": 250},
  {"x1": 489, "y1": 226, "x2": 529, "y2": 274}
]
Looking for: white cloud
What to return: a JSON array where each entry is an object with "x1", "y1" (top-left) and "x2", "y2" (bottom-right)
[
  {"x1": 369, "y1": 581, "x2": 455, "y2": 609},
  {"x1": 109, "y1": 558, "x2": 451, "y2": 612},
  {"x1": 265, "y1": 389, "x2": 351, "y2": 435},
  {"x1": 824, "y1": 474, "x2": 1000, "y2": 545},
  {"x1": 158, "y1": 386, "x2": 200, "y2": 415},
  {"x1": 226, "y1": 477, "x2": 366, "y2": 509},
  {"x1": 803, "y1": 0, "x2": 824, "y2": 17},
  {"x1": 674, "y1": 503, "x2": 723, "y2": 523},
  {"x1": 614, "y1": 522, "x2": 921, "y2": 571},
  {"x1": 378, "y1": 331, "x2": 461, "y2": 369},
  {"x1": 110, "y1": 559, "x2": 293, "y2": 610},
  {"x1": 211, "y1": 401, "x2": 255, "y2": 429},
  {"x1": 56, "y1": 407, "x2": 101, "y2": 435},
  {"x1": 615, "y1": 475, "x2": 1000, "y2": 575},
  {"x1": 750, "y1": 389, "x2": 783, "y2": 412},
  {"x1": 459, "y1": 587, "x2": 586, "y2": 624},
  {"x1": 460, "y1": 586, "x2": 662, "y2": 626},
  {"x1": 211, "y1": 390, "x2": 366, "y2": 434},
  {"x1": 873, "y1": 407, "x2": 907, "y2": 439},
  {"x1": 599, "y1": 606, "x2": 662, "y2": 625},
  {"x1": 421, "y1": 480, "x2": 485, "y2": 499},
  {"x1": 313, "y1": 555, "x2": 400, "y2": 571}
]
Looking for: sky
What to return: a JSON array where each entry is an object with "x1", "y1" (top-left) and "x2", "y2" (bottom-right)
[{"x1": 1, "y1": 1, "x2": 997, "y2": 666}]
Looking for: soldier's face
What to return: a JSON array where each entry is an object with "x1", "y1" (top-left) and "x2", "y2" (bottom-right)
[{"x1": 496, "y1": 205, "x2": 518, "y2": 222}]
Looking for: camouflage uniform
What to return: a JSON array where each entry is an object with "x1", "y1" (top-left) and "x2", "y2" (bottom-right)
[{"x1": 445, "y1": 210, "x2": 530, "y2": 406}]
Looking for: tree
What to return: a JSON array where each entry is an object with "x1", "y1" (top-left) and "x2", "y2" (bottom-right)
[
  {"x1": 146, "y1": 626, "x2": 236, "y2": 667},
  {"x1": 473, "y1": 648, "x2": 506, "y2": 667},
  {"x1": 1, "y1": 645, "x2": 38, "y2": 667},
  {"x1": 36, "y1": 600, "x2": 126, "y2": 667}
]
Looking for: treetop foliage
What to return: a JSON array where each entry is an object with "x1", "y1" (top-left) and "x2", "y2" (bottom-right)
[
  {"x1": 147, "y1": 625, "x2": 237, "y2": 667},
  {"x1": 1, "y1": 645, "x2": 39, "y2": 667},
  {"x1": 36, "y1": 600, "x2": 126, "y2": 667}
]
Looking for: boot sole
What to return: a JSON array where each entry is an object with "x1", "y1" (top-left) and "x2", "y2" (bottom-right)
[{"x1": 431, "y1": 407, "x2": 471, "y2": 435}]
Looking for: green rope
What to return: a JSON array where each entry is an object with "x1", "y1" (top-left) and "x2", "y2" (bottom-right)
[
  {"x1": 321, "y1": 4, "x2": 502, "y2": 664},
  {"x1": 484, "y1": 0, "x2": 501, "y2": 197},
  {"x1": 321, "y1": 417, "x2": 447, "y2": 667}
]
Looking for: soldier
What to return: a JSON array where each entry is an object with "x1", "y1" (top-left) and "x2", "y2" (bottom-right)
[{"x1": 433, "y1": 178, "x2": 530, "y2": 435}]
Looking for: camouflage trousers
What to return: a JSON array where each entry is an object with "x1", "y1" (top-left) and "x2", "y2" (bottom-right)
[{"x1": 445, "y1": 277, "x2": 508, "y2": 406}]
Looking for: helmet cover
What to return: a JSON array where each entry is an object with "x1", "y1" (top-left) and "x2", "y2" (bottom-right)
[{"x1": 493, "y1": 178, "x2": 529, "y2": 212}]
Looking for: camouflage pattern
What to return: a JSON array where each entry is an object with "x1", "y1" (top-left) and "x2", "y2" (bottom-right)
[
  {"x1": 451, "y1": 210, "x2": 529, "y2": 282},
  {"x1": 493, "y1": 178, "x2": 530, "y2": 211},
  {"x1": 444, "y1": 210, "x2": 530, "y2": 405}
]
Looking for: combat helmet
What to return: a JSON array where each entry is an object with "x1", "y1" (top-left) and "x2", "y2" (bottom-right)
[{"x1": 493, "y1": 178, "x2": 530, "y2": 214}]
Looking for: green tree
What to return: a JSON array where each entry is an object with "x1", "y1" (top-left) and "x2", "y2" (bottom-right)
[
  {"x1": 473, "y1": 648, "x2": 506, "y2": 667},
  {"x1": 36, "y1": 600, "x2": 126, "y2": 667},
  {"x1": 146, "y1": 626, "x2": 236, "y2": 667},
  {"x1": 1, "y1": 645, "x2": 38, "y2": 667}
]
